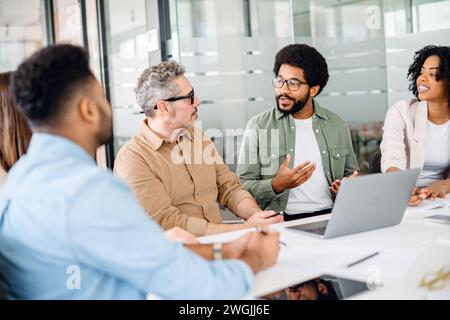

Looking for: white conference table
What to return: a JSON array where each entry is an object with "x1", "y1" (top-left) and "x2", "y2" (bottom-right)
[{"x1": 199, "y1": 205, "x2": 450, "y2": 300}]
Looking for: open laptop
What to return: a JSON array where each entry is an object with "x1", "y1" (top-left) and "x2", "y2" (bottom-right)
[{"x1": 286, "y1": 168, "x2": 420, "y2": 239}]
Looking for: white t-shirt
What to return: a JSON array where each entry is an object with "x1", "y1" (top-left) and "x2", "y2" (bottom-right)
[
  {"x1": 285, "y1": 117, "x2": 333, "y2": 214},
  {"x1": 417, "y1": 120, "x2": 450, "y2": 187}
]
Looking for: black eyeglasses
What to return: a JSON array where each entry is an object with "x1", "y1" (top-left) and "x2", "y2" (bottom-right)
[
  {"x1": 272, "y1": 76, "x2": 308, "y2": 91},
  {"x1": 154, "y1": 89, "x2": 195, "y2": 109},
  {"x1": 288, "y1": 284, "x2": 303, "y2": 292}
]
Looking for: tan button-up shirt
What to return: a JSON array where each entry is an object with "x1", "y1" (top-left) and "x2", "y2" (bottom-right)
[{"x1": 114, "y1": 120, "x2": 253, "y2": 236}]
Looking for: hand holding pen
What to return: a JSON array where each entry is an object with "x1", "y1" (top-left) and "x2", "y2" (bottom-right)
[{"x1": 255, "y1": 226, "x2": 287, "y2": 246}]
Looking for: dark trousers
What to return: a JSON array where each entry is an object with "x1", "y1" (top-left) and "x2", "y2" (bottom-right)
[{"x1": 283, "y1": 208, "x2": 332, "y2": 221}]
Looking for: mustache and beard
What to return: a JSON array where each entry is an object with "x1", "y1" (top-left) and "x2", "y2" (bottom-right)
[
  {"x1": 170, "y1": 106, "x2": 198, "y2": 130},
  {"x1": 276, "y1": 91, "x2": 310, "y2": 115}
]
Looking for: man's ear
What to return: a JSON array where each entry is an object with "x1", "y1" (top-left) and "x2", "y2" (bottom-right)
[
  {"x1": 318, "y1": 283, "x2": 329, "y2": 295},
  {"x1": 78, "y1": 96, "x2": 98, "y2": 124},
  {"x1": 155, "y1": 100, "x2": 170, "y2": 115},
  {"x1": 310, "y1": 85, "x2": 320, "y2": 98}
]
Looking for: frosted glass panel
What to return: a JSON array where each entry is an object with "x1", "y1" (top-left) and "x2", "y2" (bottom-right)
[
  {"x1": 292, "y1": 0, "x2": 389, "y2": 123},
  {"x1": 171, "y1": 0, "x2": 293, "y2": 138},
  {"x1": 0, "y1": 0, "x2": 47, "y2": 72},
  {"x1": 385, "y1": 28, "x2": 450, "y2": 107},
  {"x1": 54, "y1": 0, "x2": 83, "y2": 45},
  {"x1": 164, "y1": 0, "x2": 450, "y2": 172},
  {"x1": 105, "y1": 0, "x2": 162, "y2": 155}
]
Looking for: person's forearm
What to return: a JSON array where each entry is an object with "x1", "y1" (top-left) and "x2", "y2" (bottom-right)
[
  {"x1": 233, "y1": 197, "x2": 261, "y2": 220},
  {"x1": 241, "y1": 178, "x2": 280, "y2": 203},
  {"x1": 204, "y1": 221, "x2": 250, "y2": 235},
  {"x1": 271, "y1": 177, "x2": 284, "y2": 194},
  {"x1": 433, "y1": 179, "x2": 450, "y2": 193},
  {"x1": 443, "y1": 179, "x2": 450, "y2": 192},
  {"x1": 386, "y1": 167, "x2": 401, "y2": 173}
]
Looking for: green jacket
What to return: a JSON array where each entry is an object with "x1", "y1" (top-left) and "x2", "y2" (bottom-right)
[{"x1": 236, "y1": 100, "x2": 359, "y2": 212}]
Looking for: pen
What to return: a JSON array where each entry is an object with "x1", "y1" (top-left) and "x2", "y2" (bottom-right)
[
  {"x1": 346, "y1": 251, "x2": 380, "y2": 268},
  {"x1": 268, "y1": 211, "x2": 284, "y2": 218},
  {"x1": 254, "y1": 226, "x2": 287, "y2": 246}
]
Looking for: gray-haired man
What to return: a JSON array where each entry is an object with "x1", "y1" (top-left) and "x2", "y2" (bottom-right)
[{"x1": 114, "y1": 61, "x2": 283, "y2": 236}]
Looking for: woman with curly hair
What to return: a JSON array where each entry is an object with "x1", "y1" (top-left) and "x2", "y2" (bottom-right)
[
  {"x1": 0, "y1": 71, "x2": 32, "y2": 193},
  {"x1": 380, "y1": 45, "x2": 450, "y2": 205}
]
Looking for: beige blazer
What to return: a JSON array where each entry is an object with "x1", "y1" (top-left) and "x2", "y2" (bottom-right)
[{"x1": 380, "y1": 99, "x2": 428, "y2": 172}]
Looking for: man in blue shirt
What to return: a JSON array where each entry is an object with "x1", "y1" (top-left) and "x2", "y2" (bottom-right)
[{"x1": 0, "y1": 44, "x2": 280, "y2": 299}]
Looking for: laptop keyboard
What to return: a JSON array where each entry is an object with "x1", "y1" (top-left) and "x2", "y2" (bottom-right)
[
  {"x1": 288, "y1": 220, "x2": 329, "y2": 235},
  {"x1": 304, "y1": 227, "x2": 327, "y2": 235}
]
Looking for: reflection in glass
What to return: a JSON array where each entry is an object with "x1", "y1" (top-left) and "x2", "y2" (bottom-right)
[
  {"x1": 54, "y1": 0, "x2": 83, "y2": 45},
  {"x1": 259, "y1": 275, "x2": 372, "y2": 300},
  {"x1": 85, "y1": 0, "x2": 101, "y2": 79}
]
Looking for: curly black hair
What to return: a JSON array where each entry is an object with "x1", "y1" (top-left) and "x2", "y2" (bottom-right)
[
  {"x1": 11, "y1": 44, "x2": 94, "y2": 126},
  {"x1": 273, "y1": 44, "x2": 329, "y2": 95},
  {"x1": 407, "y1": 45, "x2": 450, "y2": 106}
]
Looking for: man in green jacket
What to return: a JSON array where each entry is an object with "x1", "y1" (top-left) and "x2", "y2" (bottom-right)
[{"x1": 237, "y1": 44, "x2": 359, "y2": 221}]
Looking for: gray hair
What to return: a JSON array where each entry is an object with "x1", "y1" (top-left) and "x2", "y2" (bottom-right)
[{"x1": 135, "y1": 61, "x2": 186, "y2": 117}]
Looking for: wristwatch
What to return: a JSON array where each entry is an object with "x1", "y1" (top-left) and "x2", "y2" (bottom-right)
[{"x1": 213, "y1": 242, "x2": 223, "y2": 260}]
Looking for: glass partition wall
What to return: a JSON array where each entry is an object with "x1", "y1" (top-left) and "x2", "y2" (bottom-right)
[
  {"x1": 165, "y1": 0, "x2": 294, "y2": 171},
  {"x1": 1, "y1": 0, "x2": 449, "y2": 170},
  {"x1": 102, "y1": 0, "x2": 162, "y2": 156},
  {"x1": 290, "y1": 0, "x2": 389, "y2": 171},
  {"x1": 165, "y1": 0, "x2": 449, "y2": 172},
  {"x1": 0, "y1": 0, "x2": 48, "y2": 71}
]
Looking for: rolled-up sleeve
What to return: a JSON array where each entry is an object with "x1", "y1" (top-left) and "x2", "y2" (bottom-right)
[
  {"x1": 199, "y1": 132, "x2": 253, "y2": 213},
  {"x1": 343, "y1": 125, "x2": 360, "y2": 177},
  {"x1": 236, "y1": 119, "x2": 279, "y2": 205},
  {"x1": 185, "y1": 216, "x2": 208, "y2": 236},
  {"x1": 215, "y1": 162, "x2": 253, "y2": 214}
]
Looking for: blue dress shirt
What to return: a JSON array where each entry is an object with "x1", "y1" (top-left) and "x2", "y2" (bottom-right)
[{"x1": 0, "y1": 133, "x2": 253, "y2": 299}]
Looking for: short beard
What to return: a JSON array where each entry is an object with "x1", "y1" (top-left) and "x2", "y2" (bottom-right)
[
  {"x1": 276, "y1": 91, "x2": 310, "y2": 115},
  {"x1": 97, "y1": 105, "x2": 113, "y2": 146},
  {"x1": 171, "y1": 107, "x2": 197, "y2": 130}
]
